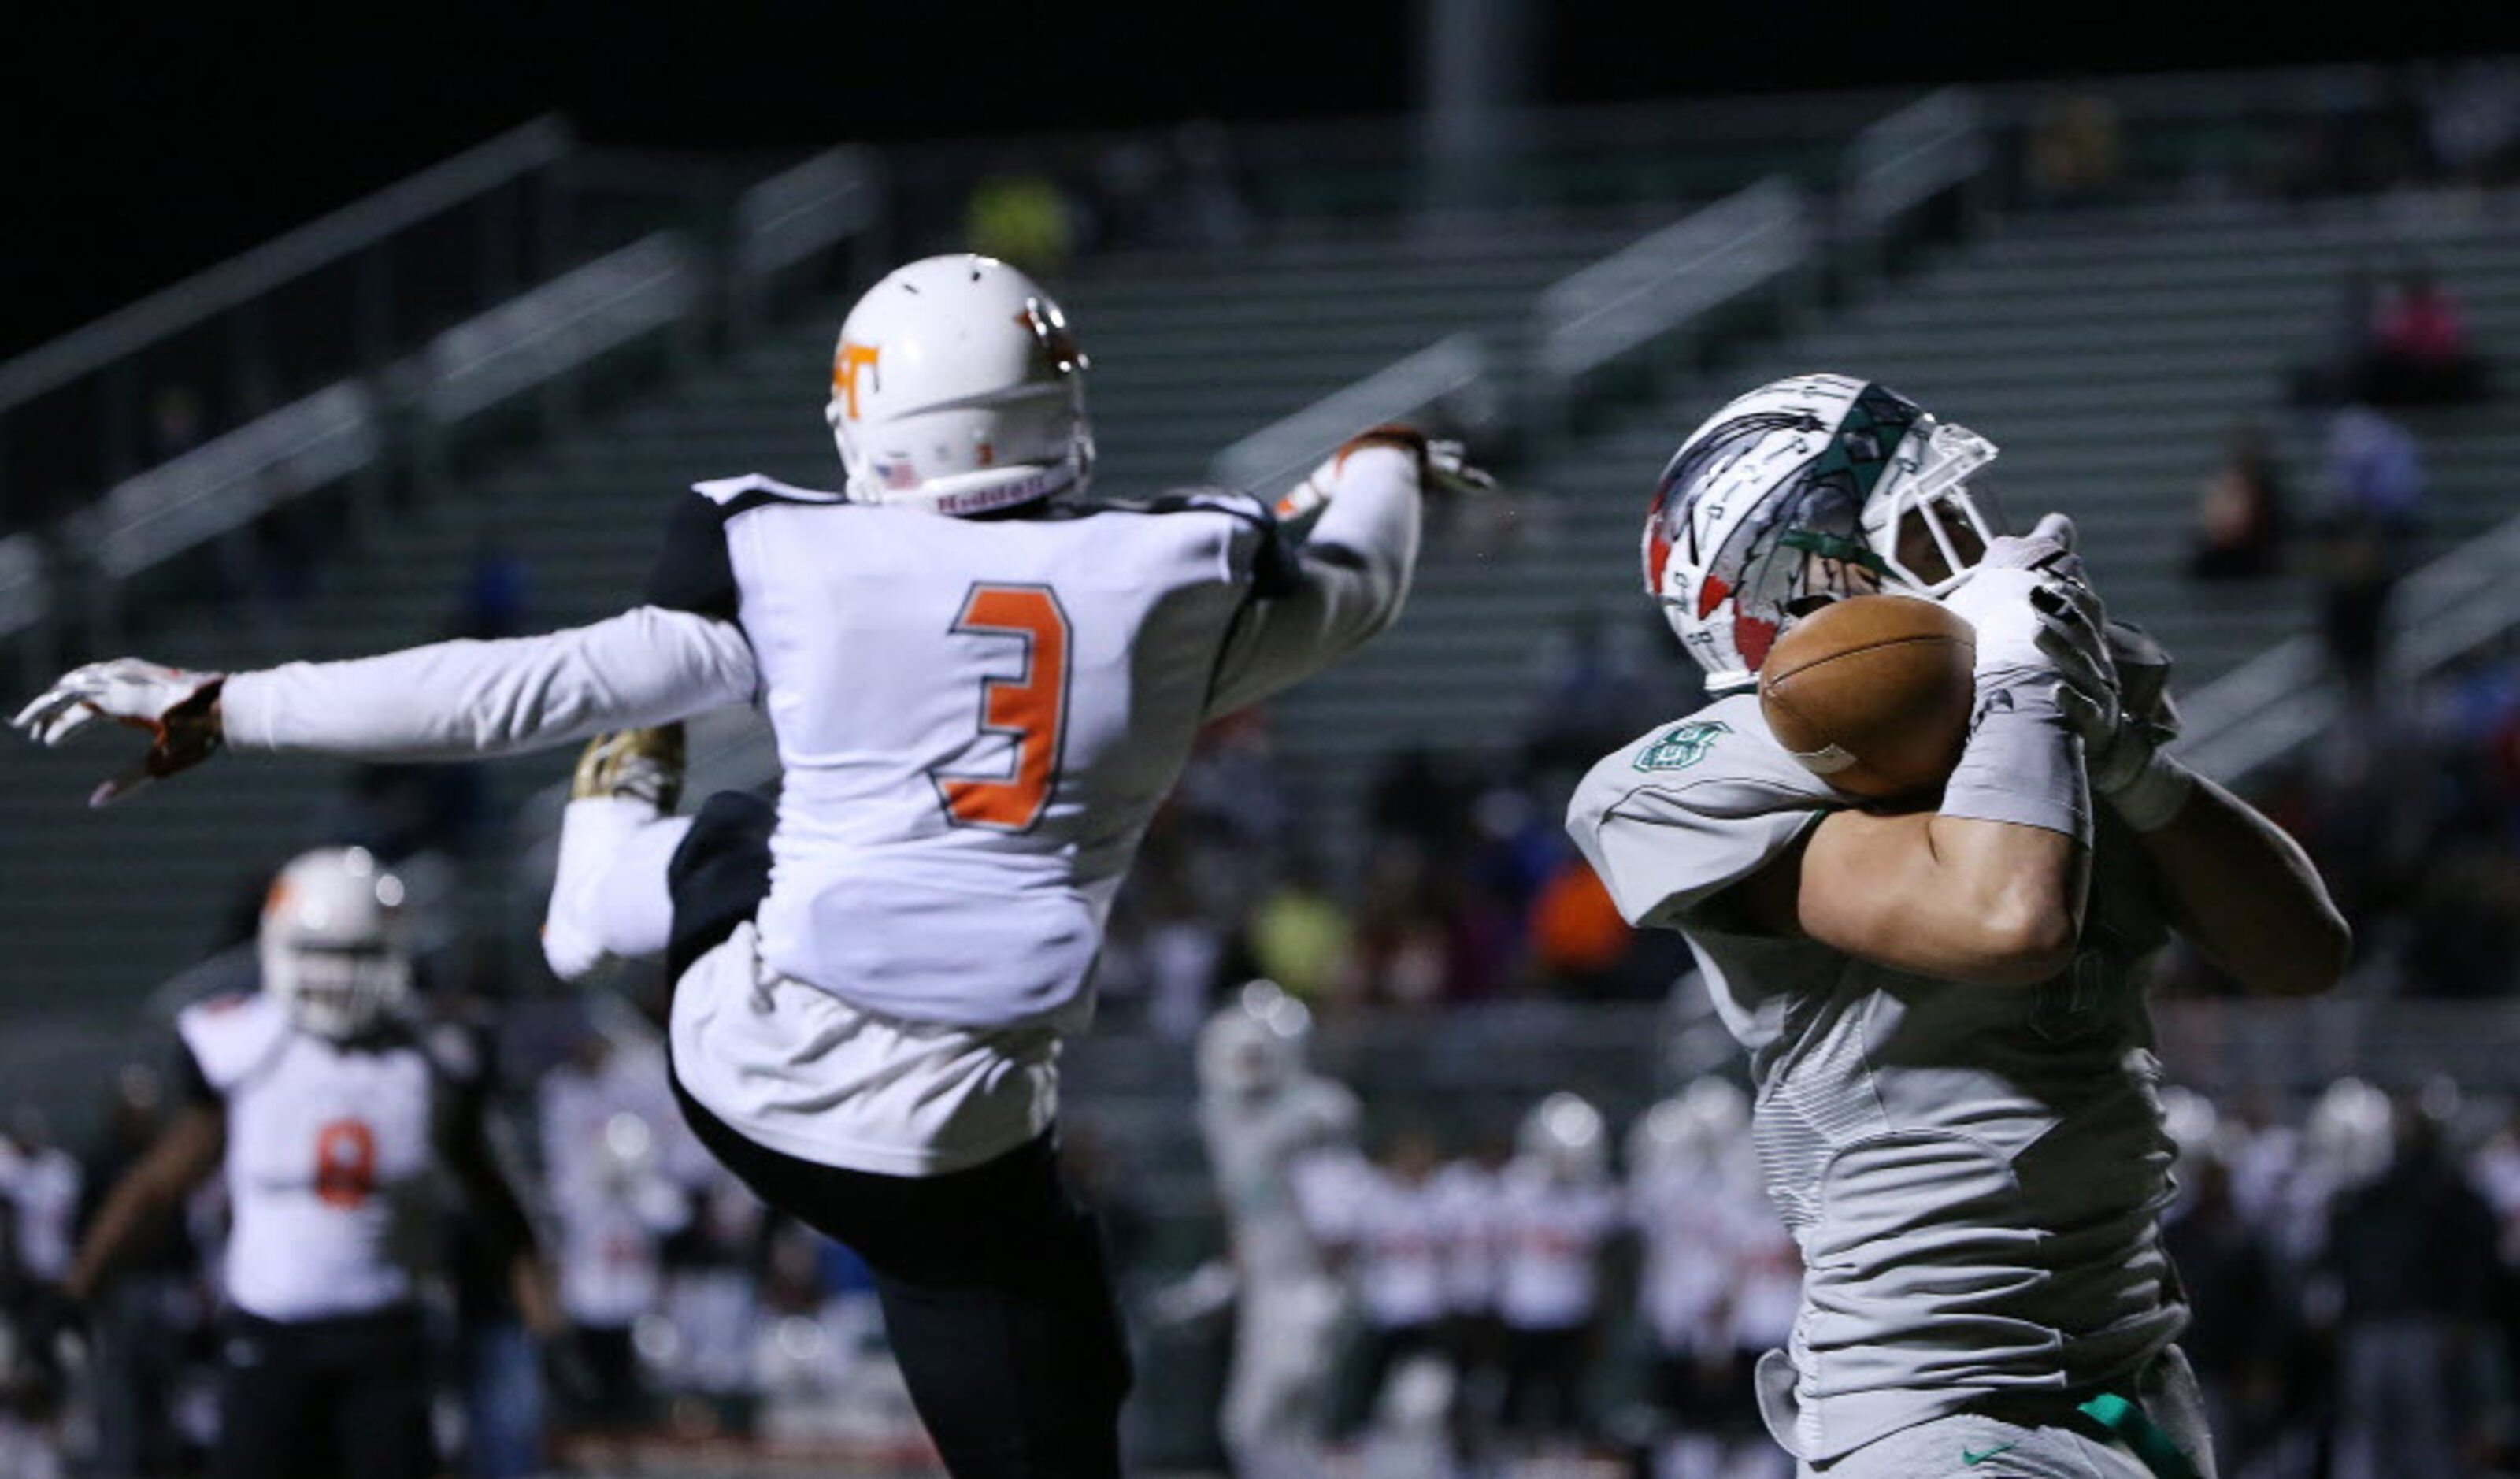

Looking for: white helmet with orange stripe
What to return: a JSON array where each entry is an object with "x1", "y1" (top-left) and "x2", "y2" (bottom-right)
[{"x1": 825, "y1": 254, "x2": 1094, "y2": 517}]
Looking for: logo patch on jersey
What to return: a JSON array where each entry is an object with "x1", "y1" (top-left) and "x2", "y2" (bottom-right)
[
  {"x1": 1962, "y1": 1440, "x2": 2020, "y2": 1466},
  {"x1": 1635, "y1": 720, "x2": 1730, "y2": 772}
]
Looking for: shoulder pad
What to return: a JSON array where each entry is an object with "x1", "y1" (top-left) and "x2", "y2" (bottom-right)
[
  {"x1": 177, "y1": 992, "x2": 292, "y2": 1092},
  {"x1": 691, "y1": 474, "x2": 848, "y2": 509}
]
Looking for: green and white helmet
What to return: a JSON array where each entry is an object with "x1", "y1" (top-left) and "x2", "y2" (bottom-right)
[{"x1": 1642, "y1": 373, "x2": 2000, "y2": 692}]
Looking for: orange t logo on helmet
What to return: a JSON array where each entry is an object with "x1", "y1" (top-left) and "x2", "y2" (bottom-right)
[{"x1": 832, "y1": 343, "x2": 881, "y2": 421}]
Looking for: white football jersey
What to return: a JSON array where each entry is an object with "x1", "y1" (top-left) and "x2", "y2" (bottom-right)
[
  {"x1": 0, "y1": 1143, "x2": 80, "y2": 1283},
  {"x1": 1199, "y1": 1075, "x2": 1358, "y2": 1286},
  {"x1": 1566, "y1": 694, "x2": 2184, "y2": 1463},
  {"x1": 177, "y1": 993, "x2": 449, "y2": 1322},
  {"x1": 1492, "y1": 1161, "x2": 1620, "y2": 1332},
  {"x1": 1343, "y1": 1168, "x2": 1451, "y2": 1331},
  {"x1": 650, "y1": 476, "x2": 1306, "y2": 1029},
  {"x1": 1429, "y1": 1159, "x2": 1503, "y2": 1317}
]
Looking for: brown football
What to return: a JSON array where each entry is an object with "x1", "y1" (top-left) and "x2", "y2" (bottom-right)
[{"x1": 1757, "y1": 594, "x2": 1976, "y2": 799}]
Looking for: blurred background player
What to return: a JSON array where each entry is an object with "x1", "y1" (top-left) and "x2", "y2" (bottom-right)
[
  {"x1": 50, "y1": 847, "x2": 559, "y2": 1479},
  {"x1": 1493, "y1": 1091, "x2": 1624, "y2": 1462},
  {"x1": 1629, "y1": 1077, "x2": 1796, "y2": 1479},
  {"x1": 1193, "y1": 978, "x2": 1361, "y2": 1479},
  {"x1": 16, "y1": 253, "x2": 1484, "y2": 1476},
  {"x1": 1571, "y1": 373, "x2": 2351, "y2": 1477}
]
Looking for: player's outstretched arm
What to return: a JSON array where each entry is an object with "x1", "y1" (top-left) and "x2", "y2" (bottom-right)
[
  {"x1": 1206, "y1": 428, "x2": 1482, "y2": 717},
  {"x1": 62, "y1": 1102, "x2": 224, "y2": 1303},
  {"x1": 13, "y1": 606, "x2": 757, "y2": 803}
]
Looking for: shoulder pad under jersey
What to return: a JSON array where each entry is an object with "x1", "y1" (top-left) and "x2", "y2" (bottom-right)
[
  {"x1": 1566, "y1": 694, "x2": 1840, "y2": 929},
  {"x1": 176, "y1": 992, "x2": 293, "y2": 1094}
]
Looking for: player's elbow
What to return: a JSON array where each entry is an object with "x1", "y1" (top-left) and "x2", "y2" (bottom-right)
[
  {"x1": 1953, "y1": 906, "x2": 2078, "y2": 986},
  {"x1": 2253, "y1": 907, "x2": 2354, "y2": 998}
]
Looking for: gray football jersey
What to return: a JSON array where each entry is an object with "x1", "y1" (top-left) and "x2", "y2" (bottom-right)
[{"x1": 1566, "y1": 694, "x2": 2185, "y2": 1462}]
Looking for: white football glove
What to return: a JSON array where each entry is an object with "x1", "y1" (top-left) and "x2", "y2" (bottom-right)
[
  {"x1": 1275, "y1": 425, "x2": 1495, "y2": 539},
  {"x1": 2066, "y1": 621, "x2": 2196, "y2": 828},
  {"x1": 11, "y1": 658, "x2": 228, "y2": 806},
  {"x1": 1940, "y1": 512, "x2": 2117, "y2": 718}
]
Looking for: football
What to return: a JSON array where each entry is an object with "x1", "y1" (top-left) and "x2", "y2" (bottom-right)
[{"x1": 1758, "y1": 594, "x2": 1976, "y2": 799}]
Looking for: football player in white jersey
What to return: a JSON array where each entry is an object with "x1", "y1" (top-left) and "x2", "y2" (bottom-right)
[
  {"x1": 1563, "y1": 375, "x2": 2349, "y2": 1479},
  {"x1": 1192, "y1": 979, "x2": 1360, "y2": 1479},
  {"x1": 16, "y1": 254, "x2": 1480, "y2": 1477},
  {"x1": 55, "y1": 847, "x2": 558, "y2": 1479}
]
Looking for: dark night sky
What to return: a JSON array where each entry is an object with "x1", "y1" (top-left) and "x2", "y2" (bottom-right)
[{"x1": 8, "y1": 4, "x2": 2518, "y2": 358}]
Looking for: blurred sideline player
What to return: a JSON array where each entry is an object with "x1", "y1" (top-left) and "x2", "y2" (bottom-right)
[
  {"x1": 1567, "y1": 375, "x2": 2350, "y2": 1477},
  {"x1": 54, "y1": 847, "x2": 558, "y2": 1479},
  {"x1": 1628, "y1": 1078, "x2": 1795, "y2": 1479},
  {"x1": 17, "y1": 253, "x2": 1484, "y2": 1477},
  {"x1": 1191, "y1": 979, "x2": 1360, "y2": 1479},
  {"x1": 1492, "y1": 1092, "x2": 1621, "y2": 1455}
]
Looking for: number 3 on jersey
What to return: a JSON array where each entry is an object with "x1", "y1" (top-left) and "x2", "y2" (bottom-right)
[{"x1": 932, "y1": 584, "x2": 1073, "y2": 831}]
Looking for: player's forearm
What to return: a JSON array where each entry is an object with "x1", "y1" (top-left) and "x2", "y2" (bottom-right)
[
  {"x1": 1206, "y1": 448, "x2": 1424, "y2": 714},
  {"x1": 1301, "y1": 443, "x2": 1425, "y2": 615},
  {"x1": 2133, "y1": 772, "x2": 2349, "y2": 996},
  {"x1": 221, "y1": 606, "x2": 756, "y2": 758},
  {"x1": 65, "y1": 1171, "x2": 183, "y2": 1301},
  {"x1": 1802, "y1": 809, "x2": 2086, "y2": 984}
]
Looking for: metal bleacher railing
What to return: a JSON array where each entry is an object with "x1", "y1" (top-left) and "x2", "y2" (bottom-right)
[
  {"x1": 1203, "y1": 85, "x2": 1990, "y2": 505},
  {"x1": 0, "y1": 128, "x2": 888, "y2": 683}
]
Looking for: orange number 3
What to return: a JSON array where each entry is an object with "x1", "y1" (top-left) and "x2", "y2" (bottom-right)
[
  {"x1": 313, "y1": 1119, "x2": 378, "y2": 1209},
  {"x1": 934, "y1": 584, "x2": 1072, "y2": 831}
]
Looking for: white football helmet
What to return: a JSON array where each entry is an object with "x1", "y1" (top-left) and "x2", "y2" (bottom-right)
[
  {"x1": 2304, "y1": 1077, "x2": 2396, "y2": 1189},
  {"x1": 1518, "y1": 1091, "x2": 1609, "y2": 1184},
  {"x1": 1196, "y1": 979, "x2": 1313, "y2": 1099},
  {"x1": 1626, "y1": 1076, "x2": 1750, "y2": 1179},
  {"x1": 825, "y1": 254, "x2": 1093, "y2": 517},
  {"x1": 1642, "y1": 373, "x2": 2000, "y2": 692},
  {"x1": 259, "y1": 847, "x2": 411, "y2": 1041}
]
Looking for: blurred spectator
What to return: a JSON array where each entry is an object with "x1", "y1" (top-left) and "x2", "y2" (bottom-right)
[
  {"x1": 2162, "y1": 1151, "x2": 2285, "y2": 1474},
  {"x1": 965, "y1": 167, "x2": 1079, "y2": 279},
  {"x1": 450, "y1": 532, "x2": 532, "y2": 640},
  {"x1": 2325, "y1": 1098, "x2": 2500, "y2": 1479},
  {"x1": 2364, "y1": 267, "x2": 2491, "y2": 406},
  {"x1": 1246, "y1": 854, "x2": 1354, "y2": 1010},
  {"x1": 2024, "y1": 87, "x2": 2125, "y2": 208},
  {"x1": 1161, "y1": 120, "x2": 1256, "y2": 250},
  {"x1": 1522, "y1": 613, "x2": 1662, "y2": 777},
  {"x1": 1525, "y1": 855, "x2": 1633, "y2": 997},
  {"x1": 2314, "y1": 404, "x2": 2424, "y2": 699},
  {"x1": 2425, "y1": 58, "x2": 2520, "y2": 187},
  {"x1": 2188, "y1": 422, "x2": 2289, "y2": 580}
]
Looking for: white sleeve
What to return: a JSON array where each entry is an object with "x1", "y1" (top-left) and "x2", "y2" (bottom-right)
[
  {"x1": 1566, "y1": 716, "x2": 1836, "y2": 929},
  {"x1": 220, "y1": 606, "x2": 758, "y2": 758},
  {"x1": 1204, "y1": 445, "x2": 1422, "y2": 718}
]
